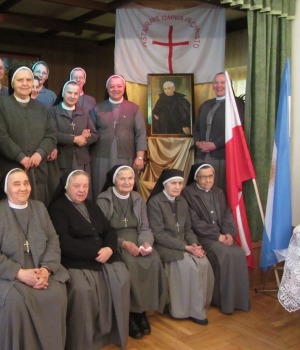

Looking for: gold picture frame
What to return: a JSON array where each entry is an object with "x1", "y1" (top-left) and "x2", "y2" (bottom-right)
[{"x1": 148, "y1": 73, "x2": 194, "y2": 137}]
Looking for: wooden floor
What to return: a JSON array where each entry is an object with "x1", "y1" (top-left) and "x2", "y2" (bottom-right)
[{"x1": 103, "y1": 288, "x2": 300, "y2": 350}]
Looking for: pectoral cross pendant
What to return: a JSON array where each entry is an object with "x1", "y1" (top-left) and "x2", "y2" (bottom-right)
[
  {"x1": 123, "y1": 217, "x2": 128, "y2": 228},
  {"x1": 70, "y1": 122, "x2": 76, "y2": 130},
  {"x1": 176, "y1": 222, "x2": 180, "y2": 232},
  {"x1": 24, "y1": 240, "x2": 30, "y2": 253}
]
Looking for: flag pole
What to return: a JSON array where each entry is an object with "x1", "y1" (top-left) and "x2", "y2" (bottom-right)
[
  {"x1": 251, "y1": 178, "x2": 265, "y2": 224},
  {"x1": 252, "y1": 176, "x2": 283, "y2": 291}
]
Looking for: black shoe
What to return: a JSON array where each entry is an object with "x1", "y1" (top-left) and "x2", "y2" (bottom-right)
[
  {"x1": 135, "y1": 312, "x2": 151, "y2": 335},
  {"x1": 129, "y1": 313, "x2": 143, "y2": 339},
  {"x1": 190, "y1": 317, "x2": 208, "y2": 326}
]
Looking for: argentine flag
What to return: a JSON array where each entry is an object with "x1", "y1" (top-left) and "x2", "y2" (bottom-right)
[{"x1": 260, "y1": 59, "x2": 292, "y2": 270}]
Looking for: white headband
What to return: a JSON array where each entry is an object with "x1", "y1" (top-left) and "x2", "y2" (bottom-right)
[
  {"x1": 112, "y1": 166, "x2": 134, "y2": 185},
  {"x1": 69, "y1": 67, "x2": 86, "y2": 80},
  {"x1": 106, "y1": 75, "x2": 126, "y2": 88},
  {"x1": 194, "y1": 164, "x2": 214, "y2": 180},
  {"x1": 4, "y1": 168, "x2": 25, "y2": 194},
  {"x1": 62, "y1": 80, "x2": 79, "y2": 97},
  {"x1": 11, "y1": 67, "x2": 34, "y2": 88},
  {"x1": 64, "y1": 170, "x2": 87, "y2": 189},
  {"x1": 163, "y1": 176, "x2": 184, "y2": 185}
]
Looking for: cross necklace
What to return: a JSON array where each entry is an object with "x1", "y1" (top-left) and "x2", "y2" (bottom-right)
[
  {"x1": 11, "y1": 208, "x2": 30, "y2": 253},
  {"x1": 117, "y1": 197, "x2": 130, "y2": 228}
]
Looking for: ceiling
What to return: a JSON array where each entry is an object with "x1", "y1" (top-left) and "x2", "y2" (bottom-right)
[{"x1": 0, "y1": 0, "x2": 247, "y2": 43}]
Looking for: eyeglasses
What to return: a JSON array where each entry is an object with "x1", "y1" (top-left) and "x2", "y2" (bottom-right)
[{"x1": 196, "y1": 174, "x2": 214, "y2": 181}]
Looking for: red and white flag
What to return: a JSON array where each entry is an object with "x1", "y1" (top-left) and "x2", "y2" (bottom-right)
[
  {"x1": 225, "y1": 71, "x2": 256, "y2": 268},
  {"x1": 115, "y1": 3, "x2": 225, "y2": 84}
]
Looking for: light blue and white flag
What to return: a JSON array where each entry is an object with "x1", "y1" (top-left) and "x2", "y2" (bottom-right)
[{"x1": 260, "y1": 59, "x2": 292, "y2": 270}]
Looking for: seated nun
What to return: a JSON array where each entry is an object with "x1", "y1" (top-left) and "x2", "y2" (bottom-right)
[
  {"x1": 97, "y1": 165, "x2": 168, "y2": 340},
  {"x1": 49, "y1": 169, "x2": 130, "y2": 350},
  {"x1": 0, "y1": 168, "x2": 69, "y2": 350},
  {"x1": 147, "y1": 169, "x2": 214, "y2": 325},
  {"x1": 182, "y1": 163, "x2": 250, "y2": 314}
]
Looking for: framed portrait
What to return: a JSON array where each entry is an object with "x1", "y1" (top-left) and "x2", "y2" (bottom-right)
[
  {"x1": 0, "y1": 52, "x2": 39, "y2": 89},
  {"x1": 147, "y1": 73, "x2": 194, "y2": 137}
]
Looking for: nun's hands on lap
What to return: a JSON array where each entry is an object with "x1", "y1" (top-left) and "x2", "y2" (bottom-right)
[
  {"x1": 121, "y1": 240, "x2": 141, "y2": 256},
  {"x1": 16, "y1": 268, "x2": 49, "y2": 289},
  {"x1": 185, "y1": 244, "x2": 206, "y2": 258},
  {"x1": 95, "y1": 247, "x2": 113, "y2": 263},
  {"x1": 139, "y1": 242, "x2": 153, "y2": 256}
]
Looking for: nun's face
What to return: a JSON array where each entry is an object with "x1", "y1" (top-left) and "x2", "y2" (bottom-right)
[
  {"x1": 13, "y1": 69, "x2": 33, "y2": 100},
  {"x1": 195, "y1": 168, "x2": 215, "y2": 191},
  {"x1": 66, "y1": 174, "x2": 89, "y2": 203},
  {"x1": 107, "y1": 77, "x2": 125, "y2": 101},
  {"x1": 32, "y1": 63, "x2": 48, "y2": 86},
  {"x1": 6, "y1": 171, "x2": 31, "y2": 205},
  {"x1": 63, "y1": 83, "x2": 80, "y2": 107},
  {"x1": 115, "y1": 169, "x2": 135, "y2": 195},
  {"x1": 71, "y1": 69, "x2": 86, "y2": 90},
  {"x1": 31, "y1": 78, "x2": 40, "y2": 99},
  {"x1": 164, "y1": 179, "x2": 184, "y2": 197}
]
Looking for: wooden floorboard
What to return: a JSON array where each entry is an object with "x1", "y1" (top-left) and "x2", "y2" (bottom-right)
[{"x1": 102, "y1": 289, "x2": 300, "y2": 350}]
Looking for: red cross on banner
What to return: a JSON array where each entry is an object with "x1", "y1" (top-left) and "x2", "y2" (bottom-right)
[
  {"x1": 115, "y1": 3, "x2": 225, "y2": 84},
  {"x1": 152, "y1": 26, "x2": 189, "y2": 74}
]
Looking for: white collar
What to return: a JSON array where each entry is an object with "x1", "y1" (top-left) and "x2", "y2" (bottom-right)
[
  {"x1": 112, "y1": 186, "x2": 130, "y2": 199},
  {"x1": 8, "y1": 200, "x2": 28, "y2": 209},
  {"x1": 196, "y1": 183, "x2": 211, "y2": 192},
  {"x1": 109, "y1": 97, "x2": 123, "y2": 104},
  {"x1": 62, "y1": 102, "x2": 75, "y2": 110},
  {"x1": 14, "y1": 95, "x2": 30, "y2": 103},
  {"x1": 163, "y1": 190, "x2": 176, "y2": 201}
]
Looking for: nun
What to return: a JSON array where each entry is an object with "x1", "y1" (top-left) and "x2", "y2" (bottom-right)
[
  {"x1": 0, "y1": 168, "x2": 69, "y2": 350},
  {"x1": 50, "y1": 80, "x2": 98, "y2": 178},
  {"x1": 69, "y1": 67, "x2": 96, "y2": 115},
  {"x1": 97, "y1": 165, "x2": 168, "y2": 339},
  {"x1": 0, "y1": 66, "x2": 56, "y2": 205},
  {"x1": 147, "y1": 168, "x2": 214, "y2": 325},
  {"x1": 49, "y1": 169, "x2": 130, "y2": 350},
  {"x1": 181, "y1": 163, "x2": 250, "y2": 314}
]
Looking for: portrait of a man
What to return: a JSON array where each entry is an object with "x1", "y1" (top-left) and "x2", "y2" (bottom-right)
[{"x1": 148, "y1": 74, "x2": 194, "y2": 136}]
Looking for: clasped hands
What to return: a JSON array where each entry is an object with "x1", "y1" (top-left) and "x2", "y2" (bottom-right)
[
  {"x1": 122, "y1": 240, "x2": 153, "y2": 257},
  {"x1": 219, "y1": 233, "x2": 234, "y2": 246},
  {"x1": 196, "y1": 141, "x2": 216, "y2": 153},
  {"x1": 73, "y1": 129, "x2": 92, "y2": 146},
  {"x1": 20, "y1": 152, "x2": 42, "y2": 170},
  {"x1": 17, "y1": 267, "x2": 50, "y2": 289},
  {"x1": 185, "y1": 243, "x2": 206, "y2": 258}
]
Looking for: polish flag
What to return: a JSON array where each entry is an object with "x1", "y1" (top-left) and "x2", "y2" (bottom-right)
[{"x1": 225, "y1": 71, "x2": 256, "y2": 268}]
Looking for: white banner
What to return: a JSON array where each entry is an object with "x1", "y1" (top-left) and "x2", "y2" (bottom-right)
[{"x1": 115, "y1": 3, "x2": 225, "y2": 84}]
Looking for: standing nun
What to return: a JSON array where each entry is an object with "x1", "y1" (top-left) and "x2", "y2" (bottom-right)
[{"x1": 0, "y1": 66, "x2": 56, "y2": 205}]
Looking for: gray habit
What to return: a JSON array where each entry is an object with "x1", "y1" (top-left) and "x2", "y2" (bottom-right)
[
  {"x1": 66, "y1": 262, "x2": 130, "y2": 350},
  {"x1": 98, "y1": 188, "x2": 168, "y2": 314},
  {"x1": 0, "y1": 200, "x2": 69, "y2": 350},
  {"x1": 147, "y1": 192, "x2": 214, "y2": 320},
  {"x1": 182, "y1": 183, "x2": 250, "y2": 314},
  {"x1": 90, "y1": 99, "x2": 147, "y2": 198}
]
